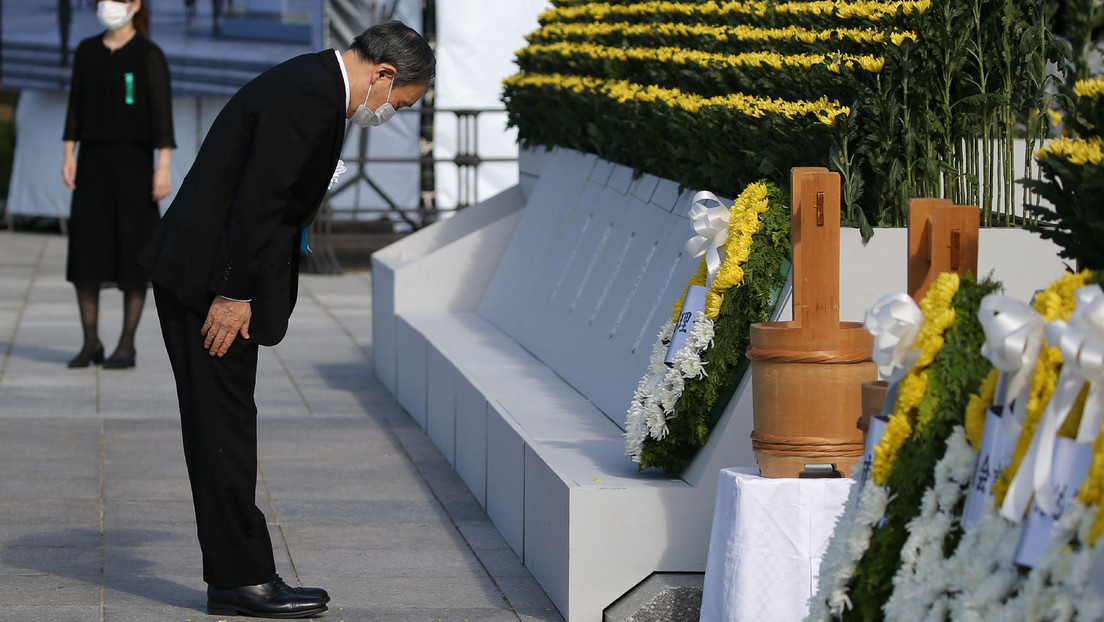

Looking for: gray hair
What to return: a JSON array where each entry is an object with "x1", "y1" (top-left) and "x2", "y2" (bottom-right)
[{"x1": 350, "y1": 20, "x2": 436, "y2": 86}]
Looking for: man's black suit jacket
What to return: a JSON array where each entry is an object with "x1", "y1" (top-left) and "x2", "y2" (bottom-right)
[{"x1": 140, "y1": 51, "x2": 346, "y2": 346}]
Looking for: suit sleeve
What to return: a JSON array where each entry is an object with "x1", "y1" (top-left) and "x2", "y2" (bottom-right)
[{"x1": 210, "y1": 86, "x2": 335, "y2": 301}]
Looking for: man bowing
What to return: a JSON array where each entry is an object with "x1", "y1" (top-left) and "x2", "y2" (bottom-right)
[{"x1": 139, "y1": 20, "x2": 434, "y2": 619}]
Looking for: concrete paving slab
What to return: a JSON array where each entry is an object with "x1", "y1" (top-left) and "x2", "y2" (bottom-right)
[
  {"x1": 0, "y1": 230, "x2": 564, "y2": 621},
  {"x1": 2, "y1": 606, "x2": 105, "y2": 621}
]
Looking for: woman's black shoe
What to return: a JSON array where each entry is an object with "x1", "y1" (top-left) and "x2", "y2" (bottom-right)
[
  {"x1": 67, "y1": 343, "x2": 104, "y2": 368},
  {"x1": 103, "y1": 352, "x2": 136, "y2": 369}
]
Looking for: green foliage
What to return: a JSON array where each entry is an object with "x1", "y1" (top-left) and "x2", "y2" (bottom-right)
[
  {"x1": 505, "y1": 0, "x2": 1071, "y2": 235},
  {"x1": 1024, "y1": 153, "x2": 1104, "y2": 271},
  {"x1": 636, "y1": 183, "x2": 791, "y2": 472},
  {"x1": 842, "y1": 275, "x2": 1000, "y2": 622}
]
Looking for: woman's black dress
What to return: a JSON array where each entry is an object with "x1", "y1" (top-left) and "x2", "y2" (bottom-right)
[{"x1": 63, "y1": 33, "x2": 175, "y2": 290}]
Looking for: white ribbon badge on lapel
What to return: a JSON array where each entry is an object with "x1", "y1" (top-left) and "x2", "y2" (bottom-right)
[
  {"x1": 1002, "y1": 284, "x2": 1104, "y2": 519},
  {"x1": 978, "y1": 294, "x2": 1045, "y2": 407},
  {"x1": 684, "y1": 191, "x2": 730, "y2": 289},
  {"x1": 863, "y1": 292, "x2": 924, "y2": 383},
  {"x1": 329, "y1": 159, "x2": 347, "y2": 190}
]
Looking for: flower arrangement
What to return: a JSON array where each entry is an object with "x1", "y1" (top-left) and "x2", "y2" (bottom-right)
[
  {"x1": 870, "y1": 273, "x2": 961, "y2": 485},
  {"x1": 807, "y1": 272, "x2": 999, "y2": 621},
  {"x1": 529, "y1": 21, "x2": 918, "y2": 51},
  {"x1": 810, "y1": 269, "x2": 1104, "y2": 620},
  {"x1": 504, "y1": 0, "x2": 1075, "y2": 238},
  {"x1": 991, "y1": 270, "x2": 1091, "y2": 505},
  {"x1": 1025, "y1": 78, "x2": 1104, "y2": 271},
  {"x1": 625, "y1": 181, "x2": 790, "y2": 471},
  {"x1": 543, "y1": 0, "x2": 932, "y2": 23}
]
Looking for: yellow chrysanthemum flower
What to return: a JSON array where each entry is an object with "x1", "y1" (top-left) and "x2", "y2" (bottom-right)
[
  {"x1": 1035, "y1": 137, "x2": 1104, "y2": 166},
  {"x1": 543, "y1": 0, "x2": 928, "y2": 23},
  {"x1": 964, "y1": 368, "x2": 1000, "y2": 448},
  {"x1": 870, "y1": 272, "x2": 960, "y2": 485},
  {"x1": 504, "y1": 73, "x2": 850, "y2": 125},
  {"x1": 1080, "y1": 418, "x2": 1104, "y2": 542},
  {"x1": 702, "y1": 182, "x2": 770, "y2": 319},
  {"x1": 672, "y1": 260, "x2": 709, "y2": 323},
  {"x1": 530, "y1": 21, "x2": 916, "y2": 50},
  {"x1": 518, "y1": 43, "x2": 884, "y2": 76},
  {"x1": 992, "y1": 270, "x2": 1090, "y2": 504},
  {"x1": 1075, "y1": 76, "x2": 1104, "y2": 99}
]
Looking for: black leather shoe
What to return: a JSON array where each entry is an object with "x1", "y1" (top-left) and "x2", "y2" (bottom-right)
[
  {"x1": 207, "y1": 579, "x2": 327, "y2": 618},
  {"x1": 274, "y1": 573, "x2": 330, "y2": 603},
  {"x1": 102, "y1": 352, "x2": 136, "y2": 369},
  {"x1": 67, "y1": 343, "x2": 104, "y2": 368}
]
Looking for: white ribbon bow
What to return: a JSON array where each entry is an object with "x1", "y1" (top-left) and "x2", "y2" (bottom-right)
[
  {"x1": 683, "y1": 191, "x2": 730, "y2": 288},
  {"x1": 863, "y1": 292, "x2": 924, "y2": 382},
  {"x1": 978, "y1": 294, "x2": 1045, "y2": 407},
  {"x1": 329, "y1": 159, "x2": 347, "y2": 190},
  {"x1": 1003, "y1": 284, "x2": 1104, "y2": 519}
]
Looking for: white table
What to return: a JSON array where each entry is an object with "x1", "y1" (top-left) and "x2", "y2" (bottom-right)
[{"x1": 699, "y1": 467, "x2": 853, "y2": 622}]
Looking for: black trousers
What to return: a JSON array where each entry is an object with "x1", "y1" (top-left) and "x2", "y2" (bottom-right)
[{"x1": 153, "y1": 284, "x2": 276, "y2": 588}]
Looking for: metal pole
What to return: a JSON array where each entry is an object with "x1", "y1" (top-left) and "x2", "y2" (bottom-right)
[{"x1": 419, "y1": 0, "x2": 436, "y2": 226}]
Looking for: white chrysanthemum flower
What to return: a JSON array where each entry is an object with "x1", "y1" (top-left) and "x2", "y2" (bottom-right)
[
  {"x1": 807, "y1": 480, "x2": 889, "y2": 620},
  {"x1": 885, "y1": 428, "x2": 977, "y2": 621},
  {"x1": 667, "y1": 372, "x2": 685, "y2": 395},
  {"x1": 659, "y1": 390, "x2": 678, "y2": 414},
  {"x1": 945, "y1": 508, "x2": 1023, "y2": 619},
  {"x1": 646, "y1": 410, "x2": 669, "y2": 440},
  {"x1": 678, "y1": 356, "x2": 707, "y2": 379},
  {"x1": 688, "y1": 314, "x2": 715, "y2": 346},
  {"x1": 651, "y1": 333, "x2": 671, "y2": 361}
]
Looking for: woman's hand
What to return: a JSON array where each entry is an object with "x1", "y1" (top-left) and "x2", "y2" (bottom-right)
[
  {"x1": 61, "y1": 153, "x2": 77, "y2": 190},
  {"x1": 152, "y1": 166, "x2": 172, "y2": 201}
]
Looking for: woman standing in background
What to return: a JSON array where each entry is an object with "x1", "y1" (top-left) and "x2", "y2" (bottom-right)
[{"x1": 62, "y1": 0, "x2": 175, "y2": 369}]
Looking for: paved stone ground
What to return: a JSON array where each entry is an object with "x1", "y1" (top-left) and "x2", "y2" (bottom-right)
[{"x1": 0, "y1": 230, "x2": 564, "y2": 621}]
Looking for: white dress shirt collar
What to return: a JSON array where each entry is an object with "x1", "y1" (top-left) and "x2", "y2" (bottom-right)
[{"x1": 334, "y1": 49, "x2": 350, "y2": 114}]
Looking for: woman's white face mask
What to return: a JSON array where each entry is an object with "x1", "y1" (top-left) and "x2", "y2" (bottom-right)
[{"x1": 98, "y1": 1, "x2": 136, "y2": 31}]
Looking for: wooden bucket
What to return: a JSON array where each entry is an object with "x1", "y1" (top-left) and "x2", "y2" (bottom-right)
[{"x1": 747, "y1": 321, "x2": 876, "y2": 478}]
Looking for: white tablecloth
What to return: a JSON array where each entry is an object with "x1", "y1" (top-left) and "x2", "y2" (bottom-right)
[{"x1": 699, "y1": 468, "x2": 853, "y2": 622}]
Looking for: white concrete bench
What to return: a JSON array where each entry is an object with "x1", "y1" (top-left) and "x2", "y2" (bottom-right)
[
  {"x1": 371, "y1": 147, "x2": 1067, "y2": 621},
  {"x1": 373, "y1": 147, "x2": 775, "y2": 621}
]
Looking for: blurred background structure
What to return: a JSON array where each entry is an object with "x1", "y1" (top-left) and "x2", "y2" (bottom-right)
[{"x1": 0, "y1": 0, "x2": 549, "y2": 270}]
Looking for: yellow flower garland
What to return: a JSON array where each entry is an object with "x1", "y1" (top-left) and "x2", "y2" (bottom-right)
[
  {"x1": 991, "y1": 270, "x2": 1091, "y2": 504},
  {"x1": 669, "y1": 183, "x2": 770, "y2": 323},
  {"x1": 504, "y1": 73, "x2": 850, "y2": 125},
  {"x1": 964, "y1": 368, "x2": 1000, "y2": 448},
  {"x1": 1079, "y1": 420, "x2": 1104, "y2": 542},
  {"x1": 531, "y1": 21, "x2": 919, "y2": 49},
  {"x1": 519, "y1": 42, "x2": 885, "y2": 74},
  {"x1": 705, "y1": 183, "x2": 770, "y2": 319},
  {"x1": 542, "y1": 0, "x2": 929, "y2": 23},
  {"x1": 672, "y1": 263, "x2": 709, "y2": 323},
  {"x1": 871, "y1": 272, "x2": 960, "y2": 485}
]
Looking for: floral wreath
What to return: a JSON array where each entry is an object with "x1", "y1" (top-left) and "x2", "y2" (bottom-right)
[{"x1": 625, "y1": 181, "x2": 790, "y2": 471}]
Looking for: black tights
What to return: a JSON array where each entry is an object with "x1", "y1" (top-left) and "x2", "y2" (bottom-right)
[{"x1": 74, "y1": 286, "x2": 147, "y2": 360}]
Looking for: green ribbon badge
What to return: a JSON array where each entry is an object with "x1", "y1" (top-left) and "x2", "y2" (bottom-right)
[{"x1": 124, "y1": 72, "x2": 134, "y2": 105}]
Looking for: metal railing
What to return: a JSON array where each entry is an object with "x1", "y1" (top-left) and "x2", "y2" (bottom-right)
[
  {"x1": 305, "y1": 105, "x2": 519, "y2": 273},
  {"x1": 324, "y1": 106, "x2": 517, "y2": 226}
]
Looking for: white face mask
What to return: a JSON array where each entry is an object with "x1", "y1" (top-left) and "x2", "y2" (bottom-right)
[
  {"x1": 351, "y1": 80, "x2": 396, "y2": 128},
  {"x1": 97, "y1": 1, "x2": 135, "y2": 31}
]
